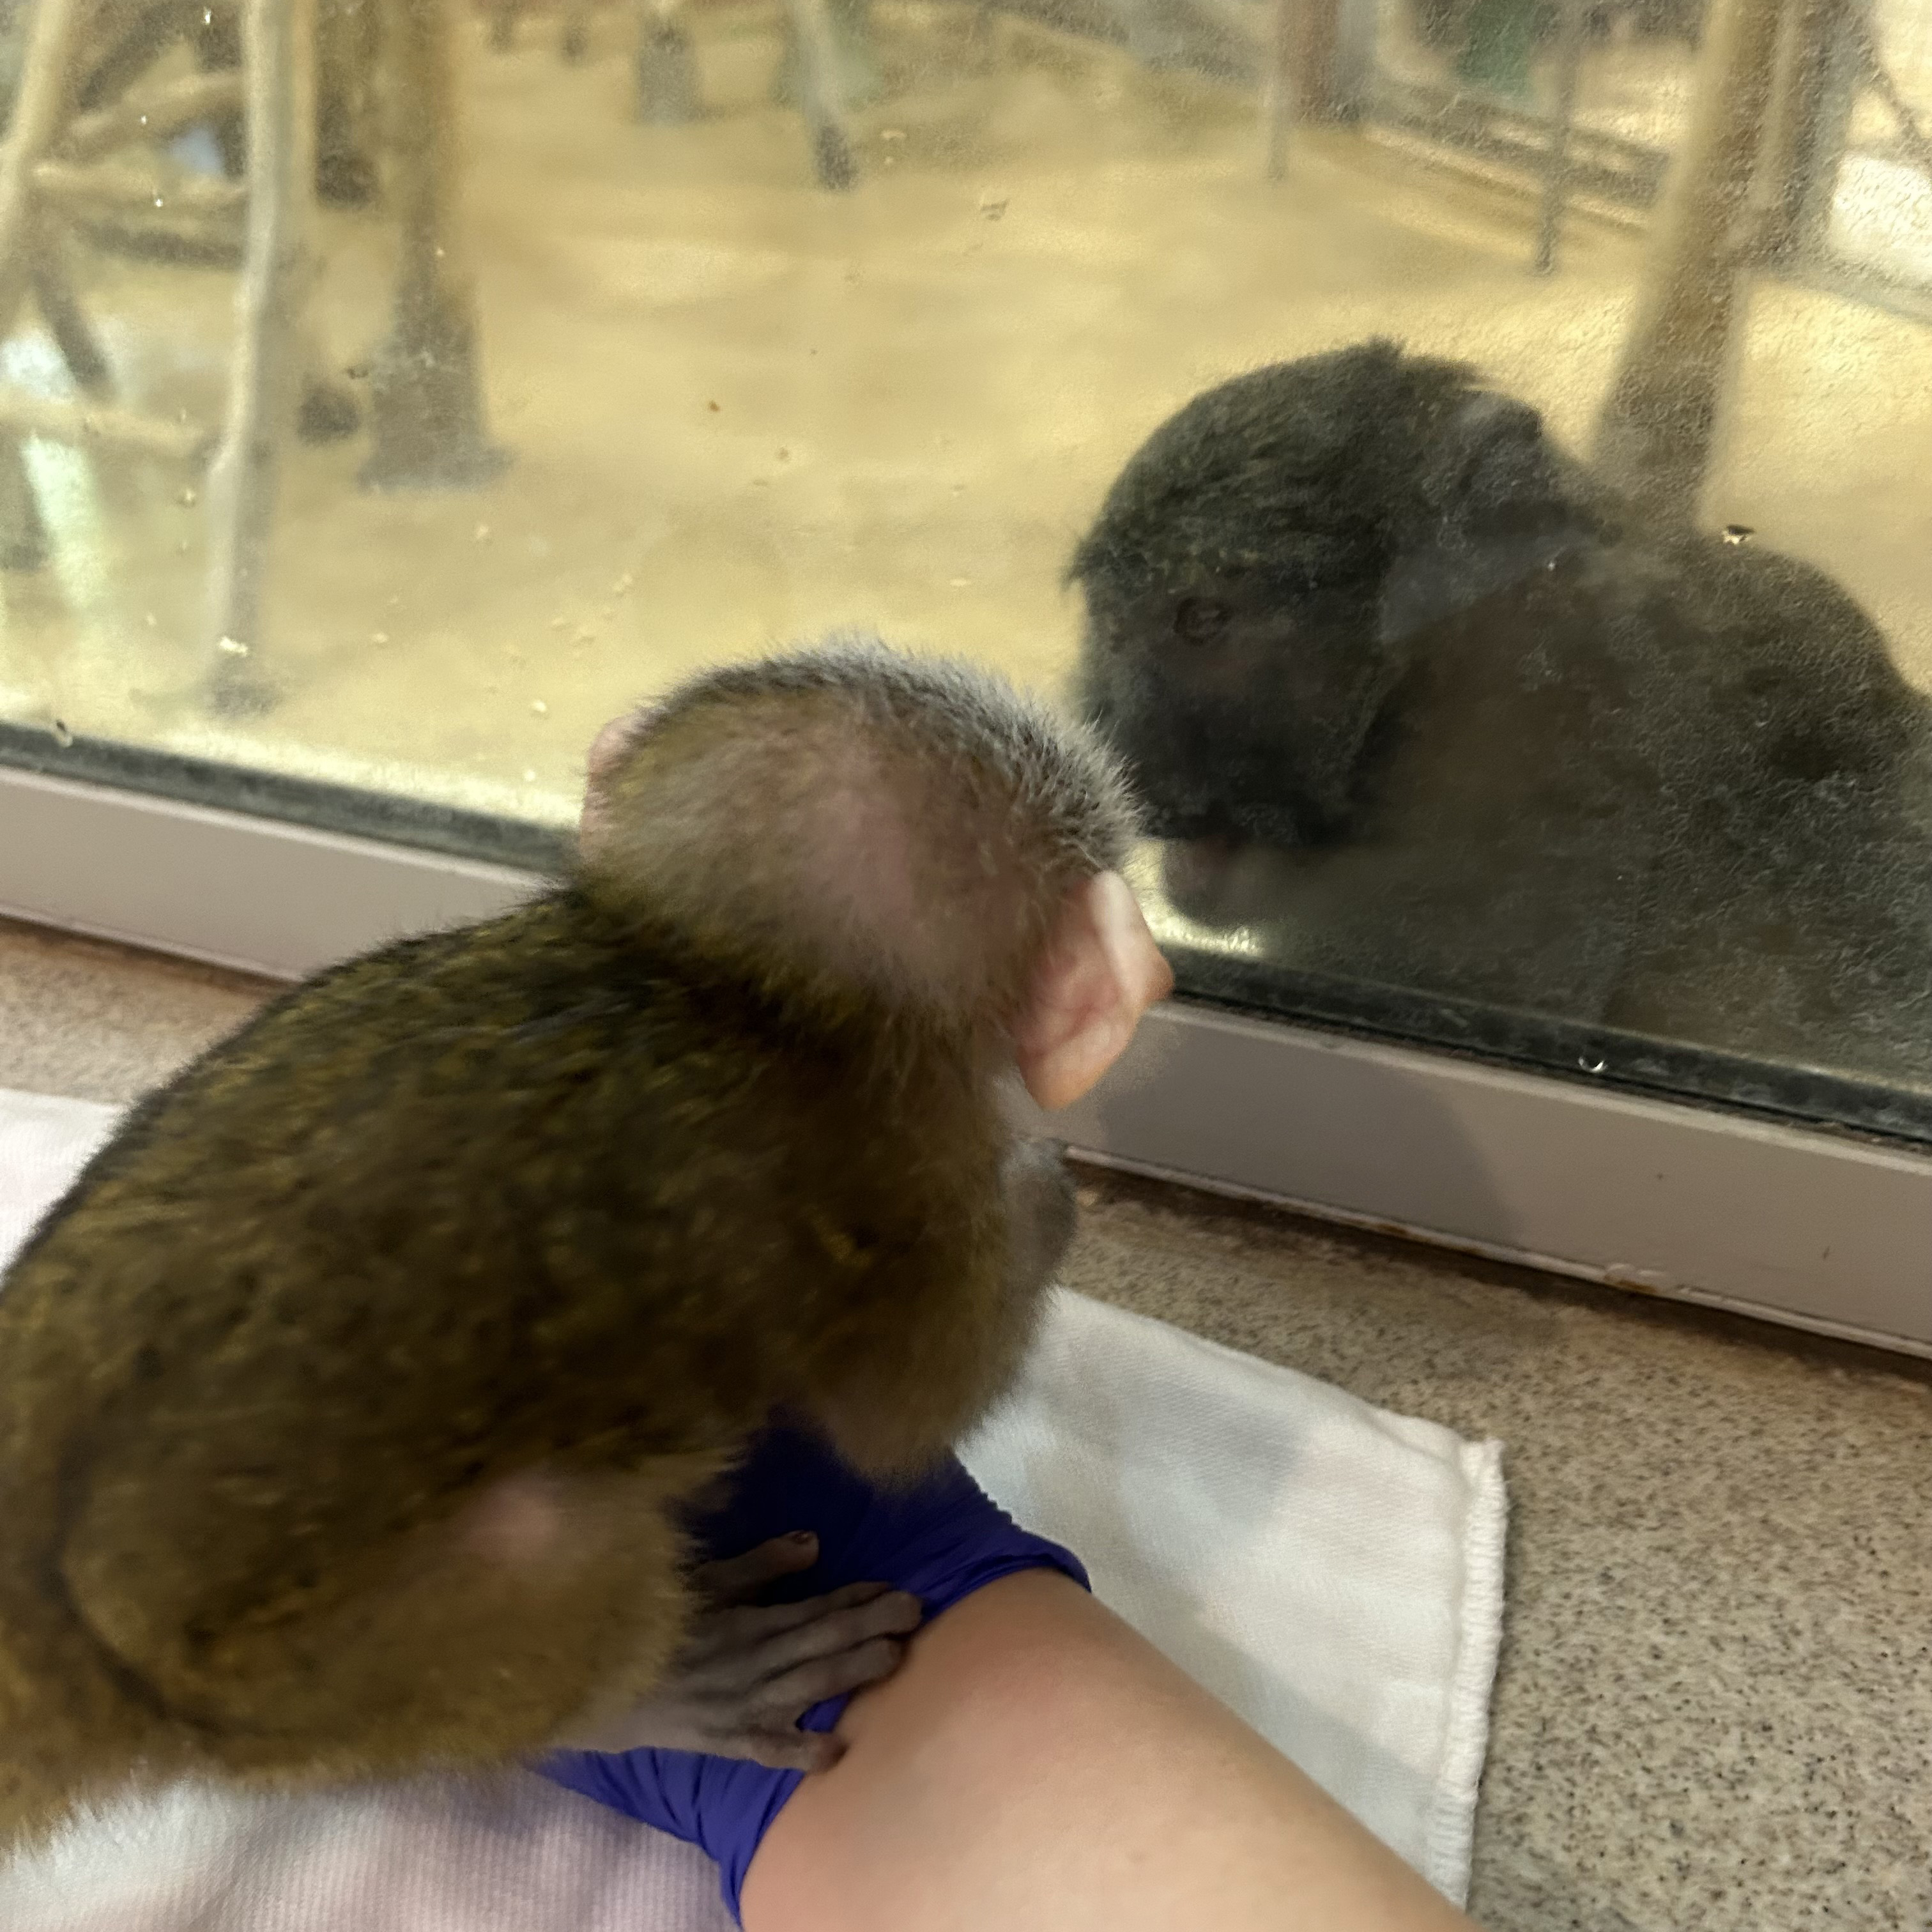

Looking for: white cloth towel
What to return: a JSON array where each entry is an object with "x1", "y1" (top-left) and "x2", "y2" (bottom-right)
[{"x1": 0, "y1": 1086, "x2": 1506, "y2": 1929}]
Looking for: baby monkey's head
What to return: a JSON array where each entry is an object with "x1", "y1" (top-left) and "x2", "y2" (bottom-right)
[{"x1": 578, "y1": 636, "x2": 1172, "y2": 1110}]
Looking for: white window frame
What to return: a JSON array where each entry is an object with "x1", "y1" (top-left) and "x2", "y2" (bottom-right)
[{"x1": 6, "y1": 761, "x2": 1929, "y2": 1359}]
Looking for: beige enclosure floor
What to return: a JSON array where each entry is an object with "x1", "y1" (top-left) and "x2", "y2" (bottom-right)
[
  {"x1": 3, "y1": 912, "x2": 1929, "y2": 1932},
  {"x1": 0, "y1": 3, "x2": 1928, "y2": 833}
]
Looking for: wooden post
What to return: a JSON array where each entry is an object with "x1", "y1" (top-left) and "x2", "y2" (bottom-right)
[
  {"x1": 28, "y1": 206, "x2": 112, "y2": 395},
  {"x1": 296, "y1": 0, "x2": 368, "y2": 439},
  {"x1": 1784, "y1": 0, "x2": 1861, "y2": 253},
  {"x1": 634, "y1": 0, "x2": 701, "y2": 123},
  {"x1": 1290, "y1": 0, "x2": 1341, "y2": 118},
  {"x1": 1591, "y1": 0, "x2": 1788, "y2": 524},
  {"x1": 81, "y1": 0, "x2": 197, "y2": 119},
  {"x1": 1532, "y1": 0, "x2": 1586, "y2": 272},
  {"x1": 967, "y1": 0, "x2": 997, "y2": 73},
  {"x1": 0, "y1": 0, "x2": 91, "y2": 360},
  {"x1": 488, "y1": 0, "x2": 521, "y2": 49},
  {"x1": 360, "y1": 0, "x2": 508, "y2": 489},
  {"x1": 1262, "y1": 0, "x2": 1294, "y2": 178},
  {"x1": 189, "y1": 1, "x2": 250, "y2": 182},
  {"x1": 203, "y1": 0, "x2": 318, "y2": 712},
  {"x1": 774, "y1": 0, "x2": 882, "y2": 111},
  {"x1": 1744, "y1": 0, "x2": 1817, "y2": 262},
  {"x1": 786, "y1": 0, "x2": 857, "y2": 190},
  {"x1": 316, "y1": 0, "x2": 382, "y2": 206},
  {"x1": 0, "y1": 0, "x2": 93, "y2": 572},
  {"x1": 0, "y1": 438, "x2": 46, "y2": 569}
]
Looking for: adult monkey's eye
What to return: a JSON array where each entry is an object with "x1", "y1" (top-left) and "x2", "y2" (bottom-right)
[{"x1": 1173, "y1": 595, "x2": 1232, "y2": 645}]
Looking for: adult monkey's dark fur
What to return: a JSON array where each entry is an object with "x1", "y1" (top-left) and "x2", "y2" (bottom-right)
[
  {"x1": 1073, "y1": 339, "x2": 1932, "y2": 1075},
  {"x1": 0, "y1": 640, "x2": 1157, "y2": 1843}
]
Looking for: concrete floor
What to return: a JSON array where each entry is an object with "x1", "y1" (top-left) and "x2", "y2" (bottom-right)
[{"x1": 3, "y1": 910, "x2": 1928, "y2": 1932}]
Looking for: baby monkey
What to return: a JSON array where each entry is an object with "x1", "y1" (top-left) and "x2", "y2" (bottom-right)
[{"x1": 0, "y1": 639, "x2": 1171, "y2": 1845}]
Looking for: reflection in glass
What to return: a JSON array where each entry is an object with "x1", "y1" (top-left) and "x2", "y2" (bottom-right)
[
  {"x1": 1074, "y1": 342, "x2": 1932, "y2": 1100},
  {"x1": 0, "y1": 0, "x2": 1926, "y2": 1125}
]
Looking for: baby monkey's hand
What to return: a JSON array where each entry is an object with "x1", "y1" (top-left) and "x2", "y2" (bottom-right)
[{"x1": 556, "y1": 1533, "x2": 923, "y2": 1771}]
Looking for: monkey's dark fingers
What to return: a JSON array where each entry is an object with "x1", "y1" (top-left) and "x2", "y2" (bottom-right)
[
  {"x1": 568, "y1": 1623, "x2": 909, "y2": 1761},
  {"x1": 710, "y1": 1587, "x2": 924, "y2": 1693},
  {"x1": 734, "y1": 1726, "x2": 848, "y2": 1774},
  {"x1": 731, "y1": 1632, "x2": 911, "y2": 1736},
  {"x1": 749, "y1": 1731, "x2": 850, "y2": 1769},
  {"x1": 681, "y1": 1579, "x2": 910, "y2": 1670},
  {"x1": 693, "y1": 1530, "x2": 823, "y2": 1606}
]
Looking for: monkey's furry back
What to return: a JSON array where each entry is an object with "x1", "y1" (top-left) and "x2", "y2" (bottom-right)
[{"x1": 0, "y1": 639, "x2": 1133, "y2": 1836}]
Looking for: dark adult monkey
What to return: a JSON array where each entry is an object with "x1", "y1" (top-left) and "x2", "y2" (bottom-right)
[
  {"x1": 0, "y1": 638, "x2": 1172, "y2": 1846},
  {"x1": 1071, "y1": 339, "x2": 1932, "y2": 1075}
]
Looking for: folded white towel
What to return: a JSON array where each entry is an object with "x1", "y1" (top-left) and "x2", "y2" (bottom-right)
[{"x1": 0, "y1": 1085, "x2": 1506, "y2": 1928}]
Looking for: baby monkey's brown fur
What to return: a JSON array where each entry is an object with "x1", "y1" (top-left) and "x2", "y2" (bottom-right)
[{"x1": 0, "y1": 640, "x2": 1149, "y2": 1844}]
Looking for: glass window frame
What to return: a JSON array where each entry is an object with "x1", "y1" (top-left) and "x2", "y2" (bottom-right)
[{"x1": 6, "y1": 755, "x2": 1928, "y2": 1360}]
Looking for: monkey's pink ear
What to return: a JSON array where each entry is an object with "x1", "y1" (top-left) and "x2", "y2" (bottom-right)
[
  {"x1": 586, "y1": 716, "x2": 641, "y2": 783},
  {"x1": 1014, "y1": 871, "x2": 1173, "y2": 1112},
  {"x1": 581, "y1": 706, "x2": 666, "y2": 847}
]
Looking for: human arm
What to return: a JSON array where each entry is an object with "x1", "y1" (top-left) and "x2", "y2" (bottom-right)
[{"x1": 741, "y1": 1567, "x2": 1485, "y2": 1932}]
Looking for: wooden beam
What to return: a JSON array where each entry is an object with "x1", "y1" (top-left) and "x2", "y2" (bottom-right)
[
  {"x1": 27, "y1": 205, "x2": 113, "y2": 395},
  {"x1": 1262, "y1": 0, "x2": 1292, "y2": 178},
  {"x1": 0, "y1": 390, "x2": 215, "y2": 461},
  {"x1": 0, "y1": 0, "x2": 96, "y2": 572},
  {"x1": 787, "y1": 0, "x2": 857, "y2": 189},
  {"x1": 203, "y1": 0, "x2": 318, "y2": 690},
  {"x1": 1532, "y1": 0, "x2": 1587, "y2": 272},
  {"x1": 33, "y1": 159, "x2": 249, "y2": 217},
  {"x1": 1591, "y1": 0, "x2": 1789, "y2": 522},
  {"x1": 361, "y1": 0, "x2": 507, "y2": 488},
  {"x1": 0, "y1": 0, "x2": 93, "y2": 335},
  {"x1": 59, "y1": 71, "x2": 248, "y2": 166}
]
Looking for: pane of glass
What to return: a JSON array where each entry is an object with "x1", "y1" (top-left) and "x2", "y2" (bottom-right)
[{"x1": 1, "y1": 0, "x2": 1927, "y2": 1140}]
